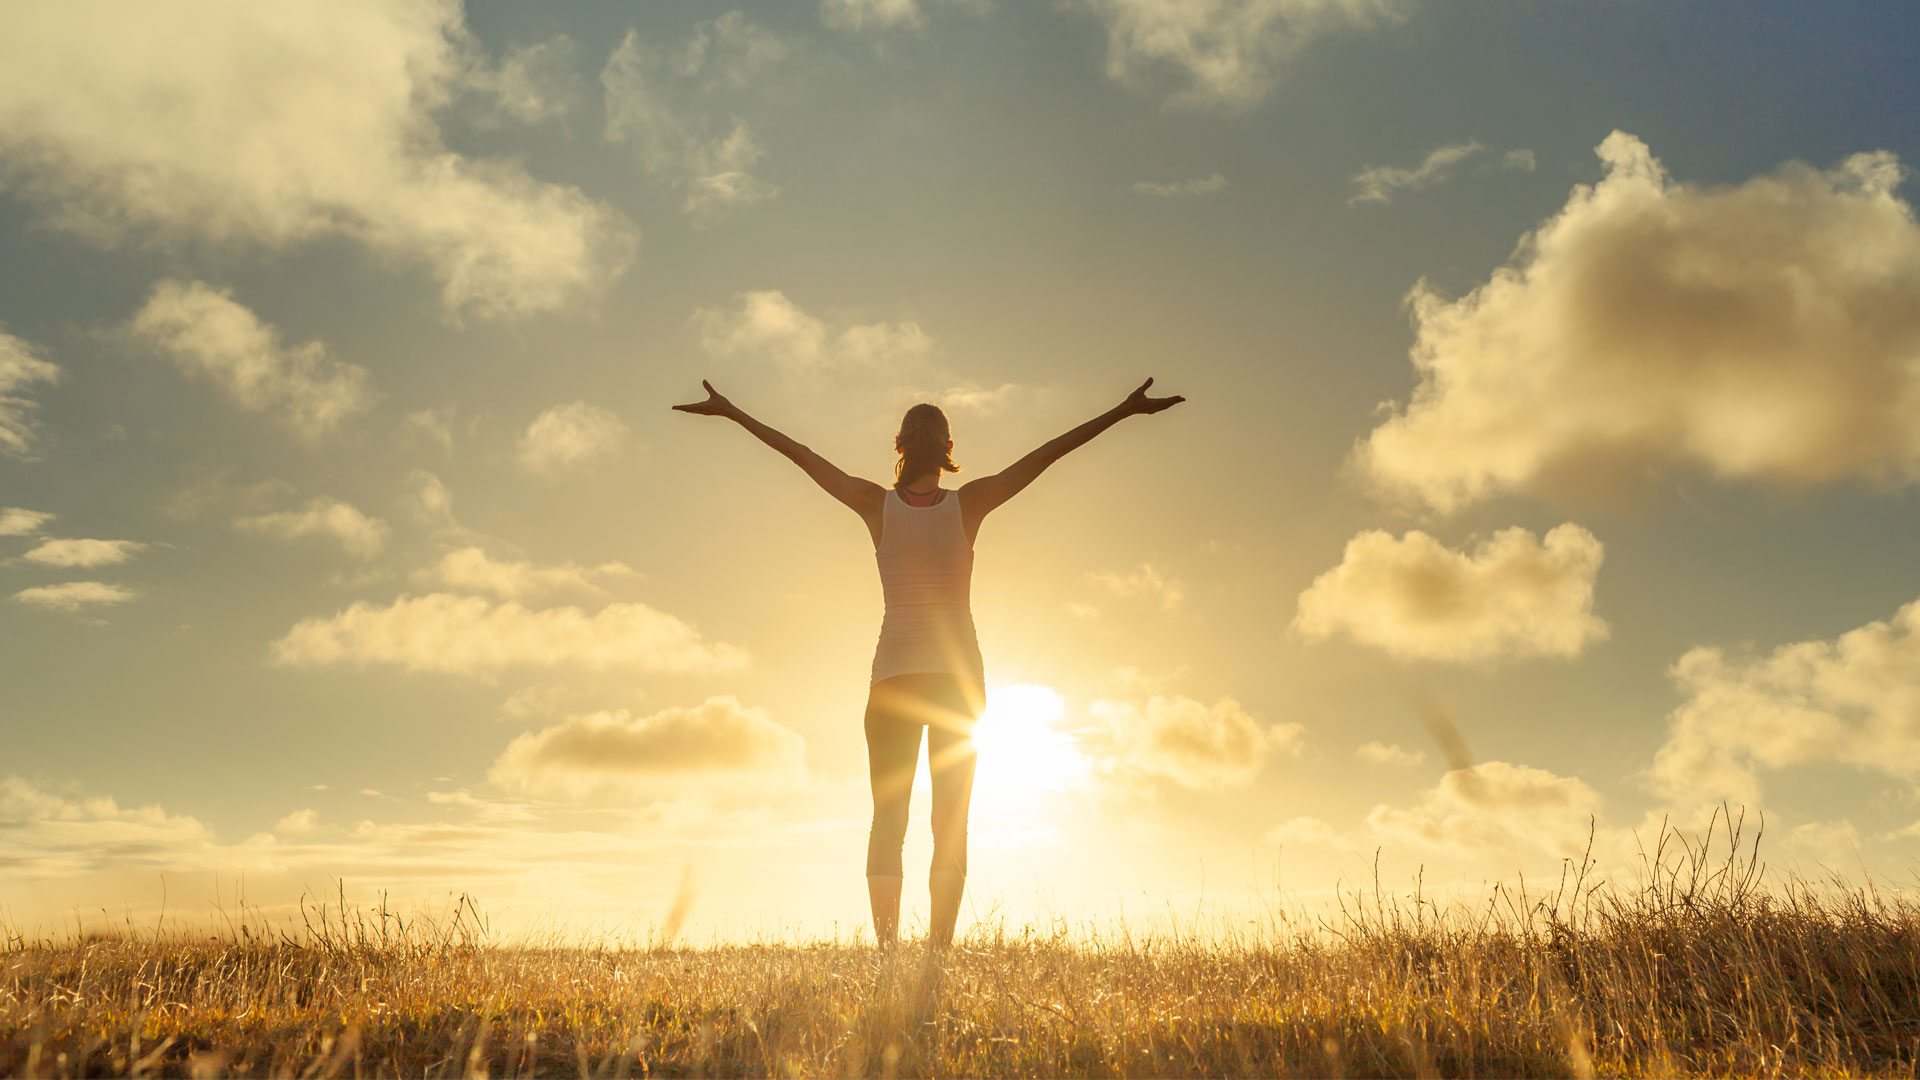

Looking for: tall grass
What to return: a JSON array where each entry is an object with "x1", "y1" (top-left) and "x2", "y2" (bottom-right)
[{"x1": 4, "y1": 811, "x2": 1917, "y2": 1077}]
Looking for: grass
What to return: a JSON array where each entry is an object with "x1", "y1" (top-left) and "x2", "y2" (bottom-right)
[{"x1": 4, "y1": 812, "x2": 1918, "y2": 1078}]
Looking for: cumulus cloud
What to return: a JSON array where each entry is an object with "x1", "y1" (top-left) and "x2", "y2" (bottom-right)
[
  {"x1": 1648, "y1": 595, "x2": 1920, "y2": 809},
  {"x1": 1087, "y1": 694, "x2": 1302, "y2": 788},
  {"x1": 696, "y1": 290, "x2": 932, "y2": 371},
  {"x1": 1348, "y1": 139, "x2": 1534, "y2": 205},
  {"x1": 421, "y1": 546, "x2": 636, "y2": 601},
  {"x1": 1132, "y1": 173, "x2": 1228, "y2": 198},
  {"x1": 1364, "y1": 760, "x2": 1606, "y2": 861},
  {"x1": 474, "y1": 36, "x2": 578, "y2": 126},
  {"x1": 11, "y1": 581, "x2": 135, "y2": 613},
  {"x1": 1358, "y1": 132, "x2": 1920, "y2": 513},
  {"x1": 129, "y1": 281, "x2": 374, "y2": 442},
  {"x1": 0, "y1": 1, "x2": 633, "y2": 319},
  {"x1": 234, "y1": 497, "x2": 390, "y2": 559},
  {"x1": 1085, "y1": 0, "x2": 1407, "y2": 110},
  {"x1": 1357, "y1": 740, "x2": 1425, "y2": 767},
  {"x1": 20, "y1": 538, "x2": 146, "y2": 568},
  {"x1": 0, "y1": 507, "x2": 53, "y2": 536},
  {"x1": 0, "y1": 329, "x2": 60, "y2": 458},
  {"x1": 270, "y1": 593, "x2": 748, "y2": 676},
  {"x1": 601, "y1": 14, "x2": 787, "y2": 217},
  {"x1": 517, "y1": 401, "x2": 629, "y2": 474},
  {"x1": 1293, "y1": 524, "x2": 1608, "y2": 662},
  {"x1": 1088, "y1": 563, "x2": 1186, "y2": 611},
  {"x1": 490, "y1": 696, "x2": 807, "y2": 800}
]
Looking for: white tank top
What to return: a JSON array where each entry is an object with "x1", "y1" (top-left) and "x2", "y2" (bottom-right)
[{"x1": 871, "y1": 488, "x2": 984, "y2": 686}]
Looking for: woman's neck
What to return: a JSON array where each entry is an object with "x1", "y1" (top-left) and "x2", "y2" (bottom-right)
[{"x1": 897, "y1": 474, "x2": 939, "y2": 494}]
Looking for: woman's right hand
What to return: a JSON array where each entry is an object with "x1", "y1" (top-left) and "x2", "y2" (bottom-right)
[{"x1": 672, "y1": 380, "x2": 737, "y2": 418}]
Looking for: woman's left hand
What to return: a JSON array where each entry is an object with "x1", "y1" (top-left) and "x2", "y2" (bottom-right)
[{"x1": 1122, "y1": 377, "x2": 1185, "y2": 416}]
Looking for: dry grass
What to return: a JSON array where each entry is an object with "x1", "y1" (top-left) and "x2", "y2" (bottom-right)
[{"x1": 5, "y1": 812, "x2": 1919, "y2": 1078}]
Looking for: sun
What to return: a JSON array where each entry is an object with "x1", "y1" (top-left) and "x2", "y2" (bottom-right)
[{"x1": 970, "y1": 684, "x2": 1089, "y2": 803}]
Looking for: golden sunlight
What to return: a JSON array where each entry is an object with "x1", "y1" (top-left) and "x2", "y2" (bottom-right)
[{"x1": 971, "y1": 684, "x2": 1089, "y2": 803}]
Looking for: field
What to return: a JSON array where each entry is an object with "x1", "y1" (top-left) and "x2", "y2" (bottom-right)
[{"x1": 5, "y1": 818, "x2": 1918, "y2": 1078}]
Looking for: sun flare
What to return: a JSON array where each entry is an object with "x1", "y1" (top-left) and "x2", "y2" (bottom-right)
[{"x1": 970, "y1": 684, "x2": 1089, "y2": 803}]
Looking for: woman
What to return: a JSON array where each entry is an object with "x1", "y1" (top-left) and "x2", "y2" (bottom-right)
[{"x1": 672, "y1": 377, "x2": 1184, "y2": 946}]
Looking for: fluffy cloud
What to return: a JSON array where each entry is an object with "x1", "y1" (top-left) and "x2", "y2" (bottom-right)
[
  {"x1": 421, "y1": 546, "x2": 636, "y2": 600},
  {"x1": 11, "y1": 581, "x2": 136, "y2": 613},
  {"x1": 601, "y1": 14, "x2": 787, "y2": 217},
  {"x1": 1085, "y1": 0, "x2": 1407, "y2": 110},
  {"x1": 1293, "y1": 524, "x2": 1608, "y2": 662},
  {"x1": 696, "y1": 290, "x2": 932, "y2": 371},
  {"x1": 0, "y1": 507, "x2": 52, "y2": 536},
  {"x1": 129, "y1": 281, "x2": 374, "y2": 442},
  {"x1": 1356, "y1": 740, "x2": 1424, "y2": 767},
  {"x1": 1348, "y1": 140, "x2": 1534, "y2": 205},
  {"x1": 0, "y1": 2, "x2": 632, "y2": 320},
  {"x1": 0, "y1": 329, "x2": 59, "y2": 458},
  {"x1": 1088, "y1": 563, "x2": 1186, "y2": 611},
  {"x1": 490, "y1": 697, "x2": 807, "y2": 799},
  {"x1": 517, "y1": 401, "x2": 629, "y2": 474},
  {"x1": 235, "y1": 497, "x2": 390, "y2": 559},
  {"x1": 893, "y1": 382, "x2": 1024, "y2": 415},
  {"x1": 1358, "y1": 132, "x2": 1920, "y2": 513},
  {"x1": 1132, "y1": 173, "x2": 1229, "y2": 198},
  {"x1": 270, "y1": 593, "x2": 747, "y2": 676},
  {"x1": 1365, "y1": 761, "x2": 1605, "y2": 860},
  {"x1": 1087, "y1": 694, "x2": 1302, "y2": 788},
  {"x1": 1648, "y1": 596, "x2": 1920, "y2": 808},
  {"x1": 474, "y1": 36, "x2": 578, "y2": 126},
  {"x1": 20, "y1": 538, "x2": 146, "y2": 568}
]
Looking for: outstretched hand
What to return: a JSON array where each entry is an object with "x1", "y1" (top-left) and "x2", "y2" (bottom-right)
[
  {"x1": 1121, "y1": 377, "x2": 1185, "y2": 416},
  {"x1": 672, "y1": 380, "x2": 737, "y2": 418}
]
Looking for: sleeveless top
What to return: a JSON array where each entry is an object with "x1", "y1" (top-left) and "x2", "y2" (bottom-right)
[{"x1": 871, "y1": 488, "x2": 985, "y2": 687}]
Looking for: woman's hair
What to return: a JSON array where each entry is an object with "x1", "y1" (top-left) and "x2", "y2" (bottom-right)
[{"x1": 894, "y1": 402, "x2": 958, "y2": 484}]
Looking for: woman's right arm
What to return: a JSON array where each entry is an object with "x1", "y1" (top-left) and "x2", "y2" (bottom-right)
[{"x1": 673, "y1": 381, "x2": 885, "y2": 524}]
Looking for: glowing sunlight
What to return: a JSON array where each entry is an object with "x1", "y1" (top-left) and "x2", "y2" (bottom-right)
[{"x1": 971, "y1": 684, "x2": 1089, "y2": 804}]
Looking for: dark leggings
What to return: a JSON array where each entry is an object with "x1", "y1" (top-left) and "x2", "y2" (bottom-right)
[{"x1": 864, "y1": 673, "x2": 981, "y2": 878}]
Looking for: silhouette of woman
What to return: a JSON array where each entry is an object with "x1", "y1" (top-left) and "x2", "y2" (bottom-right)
[{"x1": 673, "y1": 378, "x2": 1184, "y2": 946}]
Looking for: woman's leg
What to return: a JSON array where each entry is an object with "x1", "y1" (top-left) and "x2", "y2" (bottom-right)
[
  {"x1": 925, "y1": 676, "x2": 980, "y2": 948},
  {"x1": 864, "y1": 678, "x2": 924, "y2": 945}
]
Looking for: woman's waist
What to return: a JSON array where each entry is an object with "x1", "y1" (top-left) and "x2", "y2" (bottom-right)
[{"x1": 877, "y1": 603, "x2": 977, "y2": 632}]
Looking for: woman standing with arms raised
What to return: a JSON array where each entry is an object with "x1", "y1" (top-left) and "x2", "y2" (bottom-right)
[{"x1": 673, "y1": 378, "x2": 1184, "y2": 946}]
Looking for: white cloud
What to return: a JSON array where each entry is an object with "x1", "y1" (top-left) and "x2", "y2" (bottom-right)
[
  {"x1": 11, "y1": 581, "x2": 135, "y2": 613},
  {"x1": 421, "y1": 546, "x2": 636, "y2": 601},
  {"x1": 490, "y1": 697, "x2": 807, "y2": 800},
  {"x1": 270, "y1": 593, "x2": 748, "y2": 676},
  {"x1": 0, "y1": 1, "x2": 633, "y2": 320},
  {"x1": 1085, "y1": 0, "x2": 1407, "y2": 111},
  {"x1": 475, "y1": 36, "x2": 578, "y2": 126},
  {"x1": 20, "y1": 538, "x2": 146, "y2": 568},
  {"x1": 1132, "y1": 173, "x2": 1228, "y2": 198},
  {"x1": 1358, "y1": 132, "x2": 1920, "y2": 514},
  {"x1": 408, "y1": 469, "x2": 458, "y2": 530},
  {"x1": 821, "y1": 0, "x2": 926, "y2": 30},
  {"x1": 1293, "y1": 524, "x2": 1608, "y2": 662},
  {"x1": 1356, "y1": 740, "x2": 1424, "y2": 767},
  {"x1": 1088, "y1": 563, "x2": 1186, "y2": 611},
  {"x1": 0, "y1": 329, "x2": 60, "y2": 458},
  {"x1": 1348, "y1": 139, "x2": 1534, "y2": 205},
  {"x1": 601, "y1": 15, "x2": 787, "y2": 217},
  {"x1": 235, "y1": 497, "x2": 390, "y2": 560},
  {"x1": 1365, "y1": 761, "x2": 1605, "y2": 861},
  {"x1": 517, "y1": 401, "x2": 629, "y2": 474},
  {"x1": 696, "y1": 290, "x2": 932, "y2": 371},
  {"x1": 0, "y1": 507, "x2": 54, "y2": 536},
  {"x1": 1649, "y1": 595, "x2": 1920, "y2": 809},
  {"x1": 1087, "y1": 694, "x2": 1302, "y2": 788},
  {"x1": 129, "y1": 281, "x2": 374, "y2": 442}
]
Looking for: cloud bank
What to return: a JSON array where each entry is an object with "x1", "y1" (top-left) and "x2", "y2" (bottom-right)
[
  {"x1": 422, "y1": 547, "x2": 635, "y2": 600},
  {"x1": 11, "y1": 581, "x2": 135, "y2": 613},
  {"x1": 234, "y1": 497, "x2": 390, "y2": 560},
  {"x1": 20, "y1": 538, "x2": 146, "y2": 568},
  {"x1": 696, "y1": 291, "x2": 932, "y2": 371},
  {"x1": 0, "y1": 329, "x2": 59, "y2": 459},
  {"x1": 490, "y1": 697, "x2": 807, "y2": 800},
  {"x1": 1088, "y1": 694, "x2": 1302, "y2": 788}
]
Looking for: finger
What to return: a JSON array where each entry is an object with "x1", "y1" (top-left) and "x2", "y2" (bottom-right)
[
  {"x1": 1137, "y1": 377, "x2": 1154, "y2": 394},
  {"x1": 702, "y1": 379, "x2": 716, "y2": 395}
]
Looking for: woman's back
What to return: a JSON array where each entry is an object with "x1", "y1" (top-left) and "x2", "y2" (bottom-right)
[{"x1": 872, "y1": 489, "x2": 982, "y2": 686}]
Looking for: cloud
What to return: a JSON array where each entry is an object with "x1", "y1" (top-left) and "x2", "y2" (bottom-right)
[
  {"x1": 1356, "y1": 740, "x2": 1424, "y2": 767},
  {"x1": 490, "y1": 697, "x2": 807, "y2": 800},
  {"x1": 696, "y1": 290, "x2": 932, "y2": 371},
  {"x1": 1088, "y1": 563, "x2": 1186, "y2": 611},
  {"x1": 1087, "y1": 694, "x2": 1302, "y2": 788},
  {"x1": 1648, "y1": 595, "x2": 1920, "y2": 809},
  {"x1": 601, "y1": 15, "x2": 788, "y2": 217},
  {"x1": 0, "y1": 507, "x2": 53, "y2": 536},
  {"x1": 421, "y1": 546, "x2": 636, "y2": 601},
  {"x1": 11, "y1": 581, "x2": 136, "y2": 613},
  {"x1": 270, "y1": 593, "x2": 748, "y2": 676},
  {"x1": 1348, "y1": 139, "x2": 1534, "y2": 205},
  {"x1": 1085, "y1": 0, "x2": 1407, "y2": 111},
  {"x1": 0, "y1": 329, "x2": 60, "y2": 458},
  {"x1": 235, "y1": 497, "x2": 390, "y2": 560},
  {"x1": 474, "y1": 36, "x2": 578, "y2": 126},
  {"x1": 1132, "y1": 173, "x2": 1228, "y2": 198},
  {"x1": 0, "y1": 1, "x2": 633, "y2": 320},
  {"x1": 20, "y1": 538, "x2": 146, "y2": 568},
  {"x1": 821, "y1": 0, "x2": 929, "y2": 30},
  {"x1": 129, "y1": 281, "x2": 374, "y2": 442},
  {"x1": 1293, "y1": 524, "x2": 1608, "y2": 662},
  {"x1": 408, "y1": 469, "x2": 458, "y2": 530},
  {"x1": 518, "y1": 401, "x2": 629, "y2": 474},
  {"x1": 1357, "y1": 132, "x2": 1920, "y2": 514},
  {"x1": 1364, "y1": 760, "x2": 1606, "y2": 861}
]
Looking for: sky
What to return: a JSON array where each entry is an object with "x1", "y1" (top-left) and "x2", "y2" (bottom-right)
[{"x1": 3, "y1": 0, "x2": 1920, "y2": 942}]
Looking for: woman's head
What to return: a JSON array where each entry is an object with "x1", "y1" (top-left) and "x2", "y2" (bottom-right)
[{"x1": 894, "y1": 403, "x2": 957, "y2": 485}]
